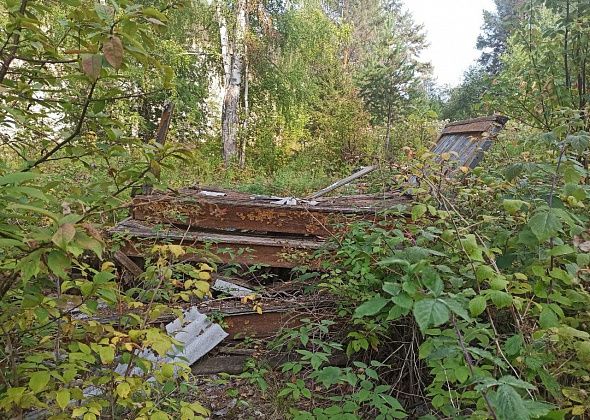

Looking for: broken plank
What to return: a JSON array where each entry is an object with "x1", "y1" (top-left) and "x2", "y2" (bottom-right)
[
  {"x1": 113, "y1": 250, "x2": 143, "y2": 278},
  {"x1": 112, "y1": 219, "x2": 323, "y2": 268}
]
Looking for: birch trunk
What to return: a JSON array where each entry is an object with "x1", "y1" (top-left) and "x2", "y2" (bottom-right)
[
  {"x1": 220, "y1": 0, "x2": 247, "y2": 166},
  {"x1": 216, "y1": 1, "x2": 231, "y2": 88}
]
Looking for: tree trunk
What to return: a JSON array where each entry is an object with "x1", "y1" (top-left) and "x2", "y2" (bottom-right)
[
  {"x1": 0, "y1": 0, "x2": 30, "y2": 84},
  {"x1": 216, "y1": 1, "x2": 231, "y2": 88},
  {"x1": 239, "y1": 49, "x2": 249, "y2": 168},
  {"x1": 220, "y1": 0, "x2": 247, "y2": 166}
]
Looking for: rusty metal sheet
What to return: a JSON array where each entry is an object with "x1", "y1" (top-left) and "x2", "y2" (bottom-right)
[{"x1": 112, "y1": 219, "x2": 322, "y2": 268}]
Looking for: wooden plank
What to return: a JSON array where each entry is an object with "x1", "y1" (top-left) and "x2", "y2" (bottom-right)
[
  {"x1": 133, "y1": 190, "x2": 400, "y2": 236},
  {"x1": 131, "y1": 195, "x2": 387, "y2": 236},
  {"x1": 142, "y1": 103, "x2": 175, "y2": 195},
  {"x1": 307, "y1": 166, "x2": 377, "y2": 199},
  {"x1": 113, "y1": 250, "x2": 143, "y2": 277},
  {"x1": 112, "y1": 219, "x2": 322, "y2": 268}
]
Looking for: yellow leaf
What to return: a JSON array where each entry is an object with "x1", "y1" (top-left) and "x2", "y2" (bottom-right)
[
  {"x1": 241, "y1": 294, "x2": 256, "y2": 304},
  {"x1": 167, "y1": 245, "x2": 185, "y2": 258},
  {"x1": 199, "y1": 263, "x2": 214, "y2": 272},
  {"x1": 101, "y1": 261, "x2": 115, "y2": 271},
  {"x1": 459, "y1": 166, "x2": 469, "y2": 174},
  {"x1": 194, "y1": 281, "x2": 210, "y2": 296},
  {"x1": 116, "y1": 382, "x2": 131, "y2": 399},
  {"x1": 440, "y1": 152, "x2": 451, "y2": 161},
  {"x1": 572, "y1": 406, "x2": 586, "y2": 416},
  {"x1": 254, "y1": 304, "x2": 263, "y2": 315},
  {"x1": 198, "y1": 271, "x2": 211, "y2": 280}
]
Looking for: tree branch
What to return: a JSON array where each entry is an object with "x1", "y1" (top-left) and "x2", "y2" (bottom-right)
[{"x1": 23, "y1": 80, "x2": 98, "y2": 171}]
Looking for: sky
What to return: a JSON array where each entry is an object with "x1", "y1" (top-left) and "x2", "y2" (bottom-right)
[{"x1": 402, "y1": 0, "x2": 496, "y2": 87}]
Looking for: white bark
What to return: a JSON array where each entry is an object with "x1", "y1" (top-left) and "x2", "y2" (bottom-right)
[
  {"x1": 220, "y1": 0, "x2": 247, "y2": 166},
  {"x1": 215, "y1": 1, "x2": 231, "y2": 88}
]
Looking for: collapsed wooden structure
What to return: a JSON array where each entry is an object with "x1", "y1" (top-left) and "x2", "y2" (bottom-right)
[{"x1": 110, "y1": 115, "x2": 508, "y2": 372}]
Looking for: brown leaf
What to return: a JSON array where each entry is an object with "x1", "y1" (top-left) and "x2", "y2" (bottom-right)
[
  {"x1": 81, "y1": 54, "x2": 102, "y2": 81},
  {"x1": 52, "y1": 223, "x2": 76, "y2": 248},
  {"x1": 82, "y1": 223, "x2": 104, "y2": 244},
  {"x1": 103, "y1": 36, "x2": 123, "y2": 70},
  {"x1": 579, "y1": 241, "x2": 590, "y2": 253}
]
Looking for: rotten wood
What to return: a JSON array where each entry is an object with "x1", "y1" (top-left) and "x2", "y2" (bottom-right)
[
  {"x1": 113, "y1": 250, "x2": 143, "y2": 278},
  {"x1": 142, "y1": 102, "x2": 175, "y2": 195},
  {"x1": 132, "y1": 195, "x2": 384, "y2": 237},
  {"x1": 131, "y1": 188, "x2": 405, "y2": 237}
]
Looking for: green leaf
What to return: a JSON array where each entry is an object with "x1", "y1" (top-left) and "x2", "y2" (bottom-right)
[
  {"x1": 56, "y1": 389, "x2": 70, "y2": 409},
  {"x1": 9, "y1": 204, "x2": 59, "y2": 222},
  {"x1": 503, "y1": 199, "x2": 528, "y2": 214},
  {"x1": 116, "y1": 382, "x2": 131, "y2": 398},
  {"x1": 443, "y1": 298, "x2": 470, "y2": 321},
  {"x1": 528, "y1": 210, "x2": 562, "y2": 242},
  {"x1": 47, "y1": 250, "x2": 70, "y2": 279},
  {"x1": 377, "y1": 257, "x2": 410, "y2": 267},
  {"x1": 469, "y1": 295, "x2": 487, "y2": 317},
  {"x1": 382, "y1": 282, "x2": 400, "y2": 296},
  {"x1": 29, "y1": 371, "x2": 50, "y2": 393},
  {"x1": 0, "y1": 172, "x2": 39, "y2": 186},
  {"x1": 489, "y1": 290, "x2": 513, "y2": 308},
  {"x1": 413, "y1": 299, "x2": 449, "y2": 331},
  {"x1": 420, "y1": 267, "x2": 443, "y2": 296},
  {"x1": 495, "y1": 384, "x2": 528, "y2": 420},
  {"x1": 411, "y1": 204, "x2": 427, "y2": 221},
  {"x1": 143, "y1": 6, "x2": 168, "y2": 22},
  {"x1": 313, "y1": 366, "x2": 342, "y2": 387},
  {"x1": 99, "y1": 346, "x2": 115, "y2": 364},
  {"x1": 539, "y1": 307, "x2": 559, "y2": 329},
  {"x1": 355, "y1": 296, "x2": 389, "y2": 317},
  {"x1": 504, "y1": 334, "x2": 523, "y2": 357},
  {"x1": 0, "y1": 238, "x2": 24, "y2": 249},
  {"x1": 460, "y1": 234, "x2": 484, "y2": 262}
]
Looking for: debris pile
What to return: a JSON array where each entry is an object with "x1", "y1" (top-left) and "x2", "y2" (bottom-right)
[{"x1": 109, "y1": 115, "x2": 508, "y2": 373}]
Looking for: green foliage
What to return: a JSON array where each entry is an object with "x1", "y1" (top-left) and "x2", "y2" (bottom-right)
[
  {"x1": 271, "y1": 319, "x2": 406, "y2": 419},
  {"x1": 0, "y1": 1, "x2": 214, "y2": 418},
  {"x1": 314, "y1": 126, "x2": 590, "y2": 418}
]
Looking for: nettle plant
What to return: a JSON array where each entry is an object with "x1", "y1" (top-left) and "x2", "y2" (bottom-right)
[
  {"x1": 270, "y1": 318, "x2": 406, "y2": 420},
  {"x1": 317, "y1": 131, "x2": 590, "y2": 419}
]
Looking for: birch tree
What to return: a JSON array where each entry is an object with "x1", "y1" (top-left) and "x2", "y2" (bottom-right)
[{"x1": 216, "y1": 0, "x2": 247, "y2": 166}]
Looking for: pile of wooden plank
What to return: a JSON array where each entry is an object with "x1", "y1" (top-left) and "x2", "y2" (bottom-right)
[
  {"x1": 112, "y1": 188, "x2": 409, "y2": 269},
  {"x1": 108, "y1": 115, "x2": 508, "y2": 373}
]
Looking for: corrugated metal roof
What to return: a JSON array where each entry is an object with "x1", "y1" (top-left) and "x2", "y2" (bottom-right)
[{"x1": 433, "y1": 115, "x2": 508, "y2": 168}]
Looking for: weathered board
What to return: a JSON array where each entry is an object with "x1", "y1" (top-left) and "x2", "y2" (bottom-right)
[
  {"x1": 131, "y1": 189, "x2": 407, "y2": 237},
  {"x1": 112, "y1": 218, "x2": 324, "y2": 268}
]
